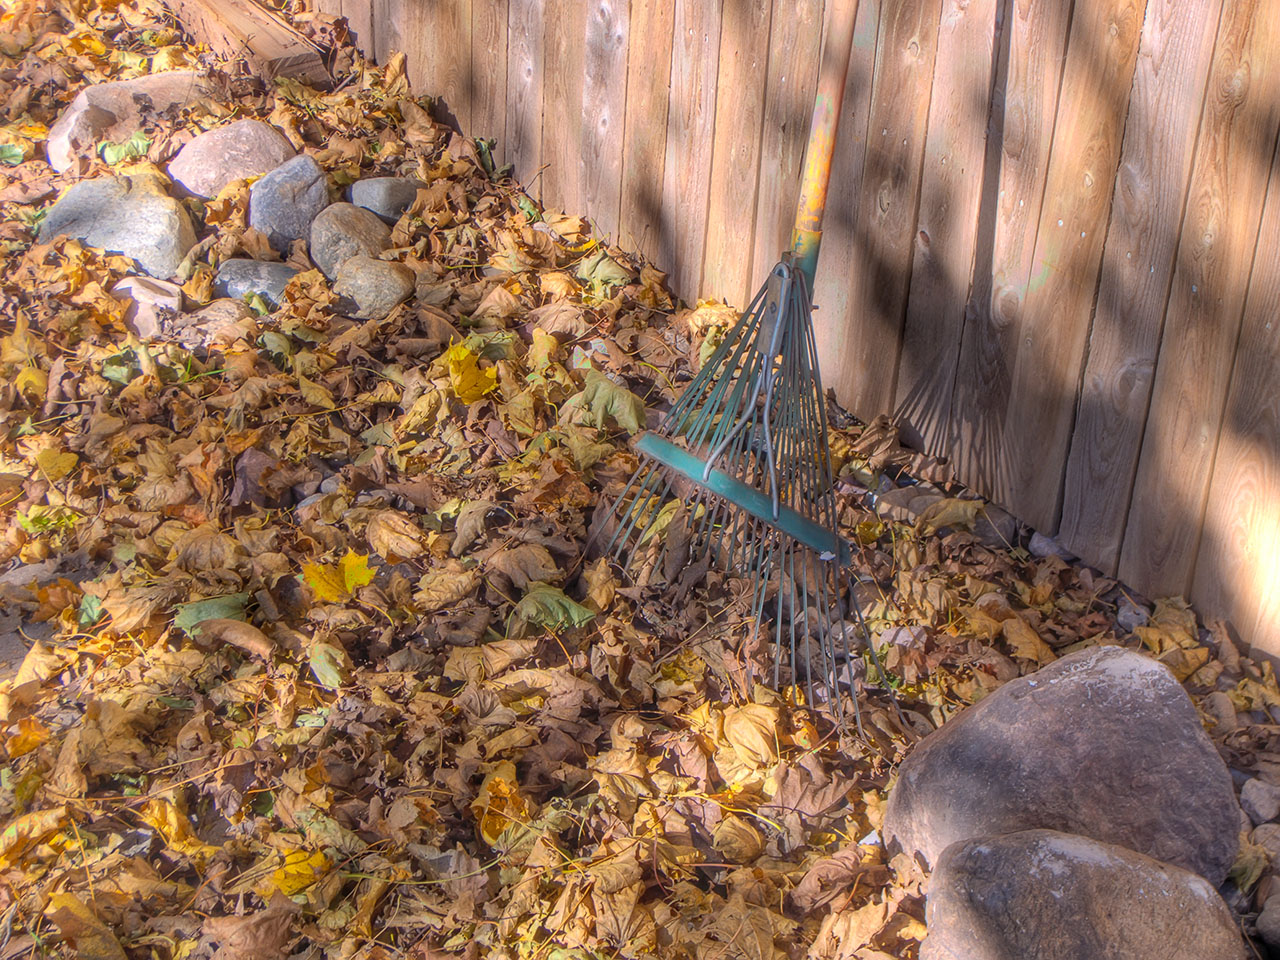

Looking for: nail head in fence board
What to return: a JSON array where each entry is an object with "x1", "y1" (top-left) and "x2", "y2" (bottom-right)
[
  {"x1": 619, "y1": 0, "x2": 675, "y2": 265},
  {"x1": 581, "y1": 0, "x2": 631, "y2": 244},
  {"x1": 814, "y1": 0, "x2": 879, "y2": 393},
  {"x1": 998, "y1": 0, "x2": 1148, "y2": 530},
  {"x1": 948, "y1": 0, "x2": 1072, "y2": 508},
  {"x1": 163, "y1": 0, "x2": 329, "y2": 85},
  {"x1": 541, "y1": 0, "x2": 587, "y2": 216},
  {"x1": 747, "y1": 0, "x2": 819, "y2": 296},
  {"x1": 701, "y1": 0, "x2": 772, "y2": 310},
  {"x1": 1058, "y1": 0, "x2": 1224, "y2": 572},
  {"x1": 827, "y1": 0, "x2": 940, "y2": 418},
  {"x1": 894, "y1": 0, "x2": 999, "y2": 456},
  {"x1": 472, "y1": 0, "x2": 509, "y2": 153},
  {"x1": 1193, "y1": 130, "x2": 1280, "y2": 658},
  {"x1": 1120, "y1": 0, "x2": 1280, "y2": 597},
  {"x1": 659, "y1": 0, "x2": 722, "y2": 303},
  {"x1": 505, "y1": 0, "x2": 544, "y2": 189}
]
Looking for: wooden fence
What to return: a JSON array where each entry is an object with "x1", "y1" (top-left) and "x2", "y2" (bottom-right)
[{"x1": 312, "y1": 0, "x2": 1280, "y2": 660}]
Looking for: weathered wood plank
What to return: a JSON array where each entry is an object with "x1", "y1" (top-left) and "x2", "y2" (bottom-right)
[
  {"x1": 373, "y1": 0, "x2": 400, "y2": 65},
  {"x1": 747, "y1": 0, "x2": 824, "y2": 296},
  {"x1": 947, "y1": 0, "x2": 1073, "y2": 506},
  {"x1": 1193, "y1": 129, "x2": 1280, "y2": 658},
  {"x1": 701, "y1": 0, "x2": 772, "y2": 309},
  {"x1": 1120, "y1": 0, "x2": 1280, "y2": 596},
  {"x1": 399, "y1": 0, "x2": 473, "y2": 131},
  {"x1": 658, "y1": 0, "x2": 722, "y2": 301},
  {"x1": 505, "y1": 0, "x2": 544, "y2": 188},
  {"x1": 893, "y1": 0, "x2": 1000, "y2": 454},
  {"x1": 618, "y1": 0, "x2": 675, "y2": 263},
  {"x1": 998, "y1": 0, "x2": 1148, "y2": 529},
  {"x1": 163, "y1": 0, "x2": 329, "y2": 84},
  {"x1": 824, "y1": 0, "x2": 940, "y2": 417},
  {"x1": 540, "y1": 0, "x2": 586, "y2": 213},
  {"x1": 338, "y1": 0, "x2": 375, "y2": 59},
  {"x1": 813, "y1": 0, "x2": 880, "y2": 388},
  {"x1": 1058, "y1": 0, "x2": 1224, "y2": 571},
  {"x1": 580, "y1": 0, "x2": 630, "y2": 243},
  {"x1": 471, "y1": 0, "x2": 509, "y2": 150}
]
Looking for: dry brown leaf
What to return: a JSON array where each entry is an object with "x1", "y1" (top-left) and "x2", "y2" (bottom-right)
[{"x1": 194, "y1": 619, "x2": 275, "y2": 660}]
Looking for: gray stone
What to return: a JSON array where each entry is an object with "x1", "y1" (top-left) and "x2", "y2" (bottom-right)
[
  {"x1": 213, "y1": 259, "x2": 301, "y2": 309},
  {"x1": 972, "y1": 503, "x2": 1017, "y2": 549},
  {"x1": 170, "y1": 299, "x2": 256, "y2": 350},
  {"x1": 332, "y1": 256, "x2": 414, "y2": 320},
  {"x1": 922, "y1": 830, "x2": 1245, "y2": 960},
  {"x1": 1242, "y1": 778, "x2": 1280, "y2": 825},
  {"x1": 1116, "y1": 595, "x2": 1151, "y2": 633},
  {"x1": 349, "y1": 177, "x2": 422, "y2": 224},
  {"x1": 309, "y1": 202, "x2": 391, "y2": 278},
  {"x1": 110, "y1": 276, "x2": 183, "y2": 339},
  {"x1": 883, "y1": 645, "x2": 1240, "y2": 883},
  {"x1": 167, "y1": 119, "x2": 295, "y2": 199},
  {"x1": 1258, "y1": 896, "x2": 1280, "y2": 947},
  {"x1": 46, "y1": 71, "x2": 213, "y2": 172},
  {"x1": 38, "y1": 175, "x2": 195, "y2": 279},
  {"x1": 1028, "y1": 530, "x2": 1076, "y2": 559},
  {"x1": 248, "y1": 155, "x2": 329, "y2": 254},
  {"x1": 1253, "y1": 823, "x2": 1280, "y2": 860}
]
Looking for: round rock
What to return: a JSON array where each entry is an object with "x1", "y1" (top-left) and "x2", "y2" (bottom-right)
[
  {"x1": 213, "y1": 259, "x2": 302, "y2": 309},
  {"x1": 883, "y1": 645, "x2": 1240, "y2": 883},
  {"x1": 309, "y1": 202, "x2": 391, "y2": 279},
  {"x1": 349, "y1": 177, "x2": 422, "y2": 224},
  {"x1": 1242, "y1": 778, "x2": 1280, "y2": 825},
  {"x1": 38, "y1": 175, "x2": 196, "y2": 279},
  {"x1": 170, "y1": 299, "x2": 256, "y2": 350},
  {"x1": 922, "y1": 830, "x2": 1245, "y2": 960},
  {"x1": 167, "y1": 119, "x2": 295, "y2": 199},
  {"x1": 110, "y1": 276, "x2": 184, "y2": 339},
  {"x1": 332, "y1": 256, "x2": 414, "y2": 320},
  {"x1": 248, "y1": 155, "x2": 329, "y2": 254}
]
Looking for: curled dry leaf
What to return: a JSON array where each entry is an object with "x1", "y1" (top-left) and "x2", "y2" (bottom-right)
[{"x1": 194, "y1": 618, "x2": 275, "y2": 660}]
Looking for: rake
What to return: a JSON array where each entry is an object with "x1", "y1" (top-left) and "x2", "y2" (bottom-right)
[{"x1": 589, "y1": 0, "x2": 891, "y2": 732}]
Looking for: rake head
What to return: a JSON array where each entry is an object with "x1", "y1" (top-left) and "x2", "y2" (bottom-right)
[{"x1": 589, "y1": 258, "x2": 883, "y2": 729}]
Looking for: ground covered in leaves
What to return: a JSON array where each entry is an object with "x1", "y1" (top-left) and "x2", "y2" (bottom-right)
[{"x1": 0, "y1": 1, "x2": 1276, "y2": 958}]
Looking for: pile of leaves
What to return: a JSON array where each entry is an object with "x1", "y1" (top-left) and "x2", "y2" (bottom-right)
[{"x1": 0, "y1": 1, "x2": 1275, "y2": 957}]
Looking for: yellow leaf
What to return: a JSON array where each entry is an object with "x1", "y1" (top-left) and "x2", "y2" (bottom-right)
[
  {"x1": 15, "y1": 366, "x2": 47, "y2": 401},
  {"x1": 0, "y1": 805, "x2": 66, "y2": 869},
  {"x1": 45, "y1": 892, "x2": 128, "y2": 960},
  {"x1": 470, "y1": 760, "x2": 535, "y2": 846},
  {"x1": 258, "y1": 848, "x2": 331, "y2": 897},
  {"x1": 443, "y1": 342, "x2": 498, "y2": 403},
  {"x1": 1002, "y1": 616, "x2": 1056, "y2": 665},
  {"x1": 914, "y1": 497, "x2": 982, "y2": 536},
  {"x1": 6, "y1": 716, "x2": 49, "y2": 758},
  {"x1": 140, "y1": 798, "x2": 220, "y2": 866},
  {"x1": 302, "y1": 550, "x2": 376, "y2": 602},
  {"x1": 34, "y1": 448, "x2": 78, "y2": 482},
  {"x1": 722, "y1": 703, "x2": 780, "y2": 770}
]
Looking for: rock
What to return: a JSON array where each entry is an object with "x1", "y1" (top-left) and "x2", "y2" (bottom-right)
[
  {"x1": 1028, "y1": 530, "x2": 1076, "y2": 560},
  {"x1": 38, "y1": 175, "x2": 195, "y2": 279},
  {"x1": 1116, "y1": 595, "x2": 1151, "y2": 633},
  {"x1": 1254, "y1": 823, "x2": 1280, "y2": 860},
  {"x1": 1258, "y1": 896, "x2": 1280, "y2": 947},
  {"x1": 248, "y1": 155, "x2": 329, "y2": 254},
  {"x1": 309, "y1": 202, "x2": 391, "y2": 278},
  {"x1": 169, "y1": 299, "x2": 256, "y2": 350},
  {"x1": 883, "y1": 645, "x2": 1240, "y2": 883},
  {"x1": 972, "y1": 503, "x2": 1017, "y2": 549},
  {"x1": 922, "y1": 829, "x2": 1245, "y2": 960},
  {"x1": 332, "y1": 256, "x2": 414, "y2": 320},
  {"x1": 213, "y1": 259, "x2": 302, "y2": 308},
  {"x1": 1242, "y1": 778, "x2": 1280, "y2": 825},
  {"x1": 349, "y1": 176, "x2": 422, "y2": 223},
  {"x1": 46, "y1": 71, "x2": 213, "y2": 172},
  {"x1": 167, "y1": 119, "x2": 295, "y2": 199},
  {"x1": 109, "y1": 276, "x2": 183, "y2": 339}
]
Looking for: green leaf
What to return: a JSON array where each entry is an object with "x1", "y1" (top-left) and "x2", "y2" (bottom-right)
[
  {"x1": 173, "y1": 592, "x2": 250, "y2": 636},
  {"x1": 0, "y1": 144, "x2": 25, "y2": 166},
  {"x1": 513, "y1": 582, "x2": 595, "y2": 631},
  {"x1": 575, "y1": 248, "x2": 633, "y2": 292},
  {"x1": 516, "y1": 194, "x2": 541, "y2": 222},
  {"x1": 98, "y1": 130, "x2": 151, "y2": 165},
  {"x1": 308, "y1": 640, "x2": 349, "y2": 689},
  {"x1": 560, "y1": 368, "x2": 645, "y2": 434},
  {"x1": 78, "y1": 594, "x2": 103, "y2": 627}
]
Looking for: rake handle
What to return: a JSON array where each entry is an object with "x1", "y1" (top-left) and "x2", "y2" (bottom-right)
[{"x1": 791, "y1": 0, "x2": 860, "y2": 292}]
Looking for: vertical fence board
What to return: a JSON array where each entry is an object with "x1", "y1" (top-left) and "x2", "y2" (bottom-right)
[
  {"x1": 814, "y1": 0, "x2": 880, "y2": 387},
  {"x1": 505, "y1": 0, "x2": 544, "y2": 188},
  {"x1": 826, "y1": 0, "x2": 941, "y2": 417},
  {"x1": 540, "y1": 0, "x2": 587, "y2": 212},
  {"x1": 658, "y1": 0, "x2": 722, "y2": 300},
  {"x1": 947, "y1": 0, "x2": 1073, "y2": 501},
  {"x1": 580, "y1": 0, "x2": 631, "y2": 243},
  {"x1": 1193, "y1": 131, "x2": 1280, "y2": 658},
  {"x1": 999, "y1": 0, "x2": 1147, "y2": 530},
  {"x1": 1058, "y1": 0, "x2": 1223, "y2": 571},
  {"x1": 472, "y1": 0, "x2": 509, "y2": 149},
  {"x1": 752, "y1": 0, "x2": 826, "y2": 298},
  {"x1": 373, "y1": 0, "x2": 401, "y2": 65},
  {"x1": 407, "y1": 0, "x2": 472, "y2": 132},
  {"x1": 701, "y1": 0, "x2": 772, "y2": 309},
  {"x1": 1120, "y1": 0, "x2": 1280, "y2": 596},
  {"x1": 618, "y1": 0, "x2": 675, "y2": 263},
  {"x1": 894, "y1": 0, "x2": 1000, "y2": 453}
]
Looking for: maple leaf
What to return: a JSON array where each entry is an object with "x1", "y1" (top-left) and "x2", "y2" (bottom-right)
[
  {"x1": 301, "y1": 550, "x2": 376, "y2": 602},
  {"x1": 443, "y1": 341, "x2": 498, "y2": 403}
]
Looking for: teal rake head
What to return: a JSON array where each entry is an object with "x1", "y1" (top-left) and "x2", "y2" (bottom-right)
[{"x1": 589, "y1": 258, "x2": 879, "y2": 727}]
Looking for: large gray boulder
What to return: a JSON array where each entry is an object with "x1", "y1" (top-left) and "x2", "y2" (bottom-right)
[
  {"x1": 46, "y1": 71, "x2": 213, "y2": 172},
  {"x1": 349, "y1": 176, "x2": 422, "y2": 224},
  {"x1": 884, "y1": 645, "x2": 1240, "y2": 883},
  {"x1": 309, "y1": 202, "x2": 391, "y2": 278},
  {"x1": 167, "y1": 119, "x2": 295, "y2": 199},
  {"x1": 248, "y1": 155, "x2": 328, "y2": 254},
  {"x1": 332, "y1": 256, "x2": 414, "y2": 320},
  {"x1": 213, "y1": 259, "x2": 301, "y2": 309},
  {"x1": 38, "y1": 175, "x2": 196, "y2": 279},
  {"x1": 922, "y1": 830, "x2": 1244, "y2": 960}
]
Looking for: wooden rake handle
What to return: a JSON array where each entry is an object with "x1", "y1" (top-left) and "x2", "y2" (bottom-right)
[{"x1": 791, "y1": 0, "x2": 860, "y2": 292}]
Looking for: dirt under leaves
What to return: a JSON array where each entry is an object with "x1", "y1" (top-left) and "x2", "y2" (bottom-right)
[{"x1": 0, "y1": 1, "x2": 1275, "y2": 958}]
